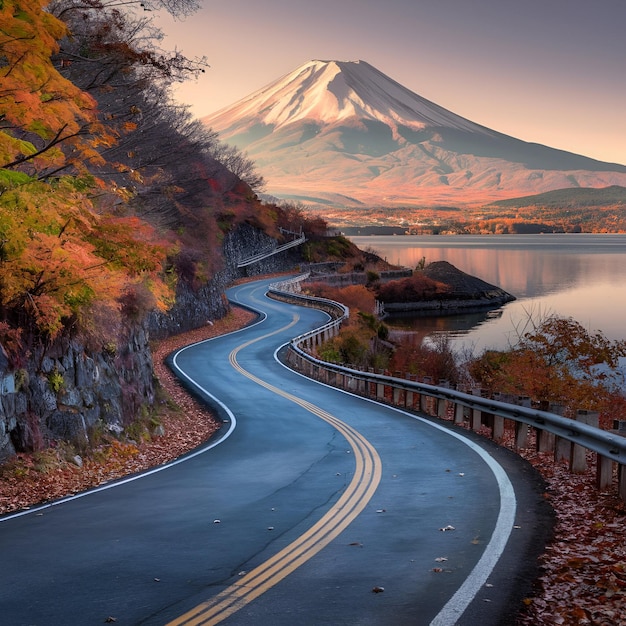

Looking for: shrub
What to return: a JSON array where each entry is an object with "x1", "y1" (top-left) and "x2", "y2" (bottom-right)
[
  {"x1": 376, "y1": 274, "x2": 449, "y2": 303},
  {"x1": 47, "y1": 368, "x2": 65, "y2": 393}
]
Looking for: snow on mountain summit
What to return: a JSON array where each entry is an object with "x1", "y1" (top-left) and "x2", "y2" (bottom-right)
[
  {"x1": 208, "y1": 59, "x2": 489, "y2": 134},
  {"x1": 203, "y1": 59, "x2": 626, "y2": 208}
]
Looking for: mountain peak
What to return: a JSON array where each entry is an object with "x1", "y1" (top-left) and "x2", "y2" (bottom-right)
[
  {"x1": 210, "y1": 59, "x2": 486, "y2": 134},
  {"x1": 203, "y1": 60, "x2": 626, "y2": 208}
]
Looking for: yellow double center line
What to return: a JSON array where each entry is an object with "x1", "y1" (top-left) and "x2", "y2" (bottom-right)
[{"x1": 168, "y1": 316, "x2": 382, "y2": 625}]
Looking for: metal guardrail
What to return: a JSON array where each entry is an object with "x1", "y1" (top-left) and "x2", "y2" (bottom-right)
[
  {"x1": 268, "y1": 280, "x2": 626, "y2": 470},
  {"x1": 237, "y1": 234, "x2": 307, "y2": 268},
  {"x1": 289, "y1": 347, "x2": 626, "y2": 462},
  {"x1": 268, "y1": 279, "x2": 349, "y2": 345}
]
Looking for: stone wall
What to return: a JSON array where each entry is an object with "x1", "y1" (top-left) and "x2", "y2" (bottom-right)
[
  {"x1": 148, "y1": 223, "x2": 302, "y2": 339},
  {"x1": 0, "y1": 323, "x2": 154, "y2": 461},
  {"x1": 0, "y1": 223, "x2": 303, "y2": 461}
]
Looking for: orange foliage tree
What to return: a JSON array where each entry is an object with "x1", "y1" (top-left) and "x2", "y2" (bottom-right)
[
  {"x1": 0, "y1": 174, "x2": 171, "y2": 341},
  {"x1": 375, "y1": 273, "x2": 449, "y2": 303},
  {"x1": 0, "y1": 0, "x2": 112, "y2": 175},
  {"x1": 468, "y1": 315, "x2": 626, "y2": 428}
]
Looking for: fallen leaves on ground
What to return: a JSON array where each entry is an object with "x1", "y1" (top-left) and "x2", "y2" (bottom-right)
[
  {"x1": 515, "y1": 450, "x2": 626, "y2": 625},
  {"x1": 0, "y1": 306, "x2": 256, "y2": 516},
  {"x1": 2, "y1": 304, "x2": 626, "y2": 625}
]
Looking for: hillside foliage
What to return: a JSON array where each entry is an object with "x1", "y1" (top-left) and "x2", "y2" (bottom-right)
[
  {"x1": 0, "y1": 0, "x2": 281, "y2": 356},
  {"x1": 375, "y1": 273, "x2": 449, "y2": 303}
]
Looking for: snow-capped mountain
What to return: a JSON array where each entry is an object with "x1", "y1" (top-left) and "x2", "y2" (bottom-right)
[{"x1": 203, "y1": 59, "x2": 626, "y2": 207}]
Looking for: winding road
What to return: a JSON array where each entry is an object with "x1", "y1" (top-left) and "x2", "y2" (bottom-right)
[{"x1": 0, "y1": 277, "x2": 550, "y2": 625}]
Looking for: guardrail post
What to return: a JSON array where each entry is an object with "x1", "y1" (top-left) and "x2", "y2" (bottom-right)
[
  {"x1": 597, "y1": 455, "x2": 614, "y2": 491},
  {"x1": 571, "y1": 410, "x2": 599, "y2": 474},
  {"x1": 471, "y1": 388, "x2": 483, "y2": 431},
  {"x1": 343, "y1": 373, "x2": 352, "y2": 392},
  {"x1": 393, "y1": 372, "x2": 402, "y2": 406},
  {"x1": 537, "y1": 403, "x2": 563, "y2": 452},
  {"x1": 404, "y1": 374, "x2": 414, "y2": 409},
  {"x1": 454, "y1": 395, "x2": 465, "y2": 424},
  {"x1": 490, "y1": 392, "x2": 505, "y2": 443},
  {"x1": 420, "y1": 377, "x2": 432, "y2": 414},
  {"x1": 376, "y1": 380, "x2": 385, "y2": 401},
  {"x1": 315, "y1": 364, "x2": 322, "y2": 382},
  {"x1": 515, "y1": 397, "x2": 532, "y2": 449},
  {"x1": 437, "y1": 380, "x2": 449, "y2": 418},
  {"x1": 619, "y1": 465, "x2": 626, "y2": 502}
]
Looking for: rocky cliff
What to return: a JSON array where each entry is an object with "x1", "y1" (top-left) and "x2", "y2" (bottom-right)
[
  {"x1": 0, "y1": 224, "x2": 301, "y2": 461},
  {"x1": 0, "y1": 323, "x2": 154, "y2": 462}
]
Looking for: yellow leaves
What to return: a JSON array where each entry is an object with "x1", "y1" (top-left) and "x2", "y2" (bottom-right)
[
  {"x1": 0, "y1": 0, "x2": 109, "y2": 173},
  {"x1": 128, "y1": 168, "x2": 143, "y2": 184},
  {"x1": 0, "y1": 175, "x2": 174, "y2": 337}
]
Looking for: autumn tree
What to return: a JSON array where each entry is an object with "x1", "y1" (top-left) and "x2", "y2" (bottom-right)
[
  {"x1": 468, "y1": 315, "x2": 626, "y2": 427},
  {"x1": 0, "y1": 173, "x2": 171, "y2": 341},
  {"x1": 49, "y1": 0, "x2": 263, "y2": 230},
  {"x1": 1, "y1": 0, "x2": 273, "y2": 348},
  {"x1": 375, "y1": 273, "x2": 449, "y2": 303},
  {"x1": 388, "y1": 333, "x2": 460, "y2": 385},
  {"x1": 0, "y1": 0, "x2": 111, "y2": 175}
]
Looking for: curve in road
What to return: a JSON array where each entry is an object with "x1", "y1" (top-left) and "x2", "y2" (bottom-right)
[
  {"x1": 0, "y1": 277, "x2": 544, "y2": 626},
  {"x1": 169, "y1": 314, "x2": 382, "y2": 625}
]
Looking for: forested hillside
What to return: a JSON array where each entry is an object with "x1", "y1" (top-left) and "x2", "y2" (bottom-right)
[
  {"x1": 0, "y1": 0, "x2": 322, "y2": 461},
  {"x1": 2, "y1": 0, "x2": 260, "y2": 348}
]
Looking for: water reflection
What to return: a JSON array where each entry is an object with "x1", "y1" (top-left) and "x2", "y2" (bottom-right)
[{"x1": 349, "y1": 234, "x2": 626, "y2": 352}]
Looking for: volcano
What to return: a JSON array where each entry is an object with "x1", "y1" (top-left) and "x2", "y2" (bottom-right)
[{"x1": 202, "y1": 59, "x2": 626, "y2": 207}]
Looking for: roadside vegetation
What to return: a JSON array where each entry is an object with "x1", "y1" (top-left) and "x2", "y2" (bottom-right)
[
  {"x1": 0, "y1": 0, "x2": 330, "y2": 461},
  {"x1": 303, "y1": 274, "x2": 626, "y2": 624}
]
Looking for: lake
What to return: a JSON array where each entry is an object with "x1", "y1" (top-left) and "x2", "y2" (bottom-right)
[{"x1": 348, "y1": 233, "x2": 626, "y2": 354}]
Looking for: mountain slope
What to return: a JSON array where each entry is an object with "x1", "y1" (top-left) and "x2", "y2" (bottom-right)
[
  {"x1": 203, "y1": 60, "x2": 626, "y2": 207},
  {"x1": 488, "y1": 185, "x2": 626, "y2": 208}
]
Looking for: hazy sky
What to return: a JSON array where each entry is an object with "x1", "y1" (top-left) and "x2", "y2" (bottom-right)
[{"x1": 154, "y1": 0, "x2": 625, "y2": 165}]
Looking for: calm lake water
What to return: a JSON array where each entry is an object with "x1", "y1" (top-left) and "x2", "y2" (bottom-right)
[{"x1": 349, "y1": 234, "x2": 626, "y2": 353}]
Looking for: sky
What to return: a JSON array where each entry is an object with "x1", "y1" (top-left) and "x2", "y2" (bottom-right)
[{"x1": 153, "y1": 0, "x2": 626, "y2": 165}]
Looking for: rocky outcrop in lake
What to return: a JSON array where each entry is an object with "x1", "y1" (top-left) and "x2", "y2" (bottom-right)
[{"x1": 380, "y1": 261, "x2": 515, "y2": 316}]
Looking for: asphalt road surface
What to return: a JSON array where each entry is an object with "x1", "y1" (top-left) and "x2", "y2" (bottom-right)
[{"x1": 0, "y1": 277, "x2": 551, "y2": 625}]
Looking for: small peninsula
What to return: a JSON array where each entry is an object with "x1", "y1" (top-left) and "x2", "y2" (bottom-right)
[{"x1": 377, "y1": 261, "x2": 516, "y2": 316}]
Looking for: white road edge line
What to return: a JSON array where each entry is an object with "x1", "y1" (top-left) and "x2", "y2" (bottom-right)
[
  {"x1": 3, "y1": 279, "x2": 516, "y2": 624},
  {"x1": 272, "y1": 341, "x2": 517, "y2": 626},
  {"x1": 0, "y1": 300, "x2": 267, "y2": 524}
]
